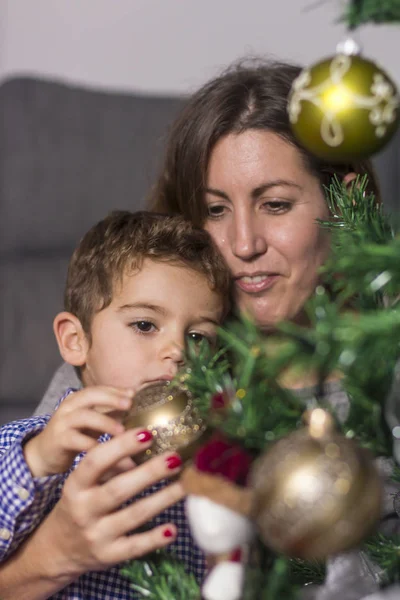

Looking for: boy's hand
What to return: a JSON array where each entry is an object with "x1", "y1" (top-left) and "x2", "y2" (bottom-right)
[{"x1": 23, "y1": 387, "x2": 133, "y2": 477}]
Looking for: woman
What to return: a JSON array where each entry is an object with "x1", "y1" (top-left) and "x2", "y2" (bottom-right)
[
  {"x1": 151, "y1": 59, "x2": 379, "y2": 334},
  {"x1": 0, "y1": 59, "x2": 384, "y2": 599}
]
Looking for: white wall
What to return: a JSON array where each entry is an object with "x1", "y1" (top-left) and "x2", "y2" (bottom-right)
[{"x1": 0, "y1": 0, "x2": 399, "y2": 95}]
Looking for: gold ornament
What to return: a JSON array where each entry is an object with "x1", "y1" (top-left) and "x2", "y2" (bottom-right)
[
  {"x1": 249, "y1": 409, "x2": 383, "y2": 560},
  {"x1": 123, "y1": 382, "x2": 208, "y2": 464},
  {"x1": 288, "y1": 52, "x2": 400, "y2": 162}
]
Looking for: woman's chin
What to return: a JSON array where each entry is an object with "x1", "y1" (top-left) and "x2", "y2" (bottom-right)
[
  {"x1": 237, "y1": 294, "x2": 308, "y2": 330},
  {"x1": 238, "y1": 298, "x2": 286, "y2": 330}
]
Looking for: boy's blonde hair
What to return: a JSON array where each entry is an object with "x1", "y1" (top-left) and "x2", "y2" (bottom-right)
[{"x1": 65, "y1": 210, "x2": 231, "y2": 336}]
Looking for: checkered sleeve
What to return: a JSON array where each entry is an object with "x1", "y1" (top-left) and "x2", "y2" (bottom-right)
[{"x1": 0, "y1": 416, "x2": 65, "y2": 559}]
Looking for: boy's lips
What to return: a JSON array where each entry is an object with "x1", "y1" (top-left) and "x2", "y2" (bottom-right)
[
  {"x1": 142, "y1": 376, "x2": 173, "y2": 388},
  {"x1": 234, "y1": 273, "x2": 279, "y2": 294}
]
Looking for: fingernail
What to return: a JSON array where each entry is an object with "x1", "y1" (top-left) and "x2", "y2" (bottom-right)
[
  {"x1": 120, "y1": 399, "x2": 131, "y2": 409},
  {"x1": 136, "y1": 430, "x2": 152, "y2": 443},
  {"x1": 230, "y1": 548, "x2": 242, "y2": 562},
  {"x1": 163, "y1": 527, "x2": 175, "y2": 538},
  {"x1": 165, "y1": 454, "x2": 182, "y2": 470}
]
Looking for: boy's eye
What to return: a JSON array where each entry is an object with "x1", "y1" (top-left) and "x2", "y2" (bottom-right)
[
  {"x1": 187, "y1": 332, "x2": 204, "y2": 343},
  {"x1": 131, "y1": 320, "x2": 155, "y2": 333},
  {"x1": 186, "y1": 332, "x2": 212, "y2": 346}
]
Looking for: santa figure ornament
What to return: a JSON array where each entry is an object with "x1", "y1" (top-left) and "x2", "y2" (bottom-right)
[{"x1": 181, "y1": 433, "x2": 256, "y2": 600}]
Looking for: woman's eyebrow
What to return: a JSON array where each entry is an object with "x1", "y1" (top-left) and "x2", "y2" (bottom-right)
[
  {"x1": 251, "y1": 180, "x2": 302, "y2": 198},
  {"x1": 204, "y1": 187, "x2": 229, "y2": 199},
  {"x1": 205, "y1": 180, "x2": 302, "y2": 201}
]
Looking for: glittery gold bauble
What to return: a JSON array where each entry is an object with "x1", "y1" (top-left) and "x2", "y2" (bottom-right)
[
  {"x1": 123, "y1": 382, "x2": 208, "y2": 464},
  {"x1": 288, "y1": 53, "x2": 400, "y2": 162},
  {"x1": 249, "y1": 409, "x2": 382, "y2": 560}
]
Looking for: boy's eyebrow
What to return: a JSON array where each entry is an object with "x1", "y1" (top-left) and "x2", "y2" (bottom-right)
[
  {"x1": 117, "y1": 302, "x2": 168, "y2": 316},
  {"x1": 198, "y1": 316, "x2": 221, "y2": 326},
  {"x1": 118, "y1": 304, "x2": 221, "y2": 326}
]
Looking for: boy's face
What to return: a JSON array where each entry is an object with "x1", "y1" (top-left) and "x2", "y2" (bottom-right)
[{"x1": 80, "y1": 259, "x2": 224, "y2": 390}]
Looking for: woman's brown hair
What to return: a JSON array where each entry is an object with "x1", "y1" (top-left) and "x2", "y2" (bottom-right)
[{"x1": 149, "y1": 58, "x2": 381, "y2": 225}]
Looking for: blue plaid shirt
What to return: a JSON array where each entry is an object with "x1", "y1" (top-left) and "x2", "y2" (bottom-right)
[{"x1": 0, "y1": 390, "x2": 206, "y2": 599}]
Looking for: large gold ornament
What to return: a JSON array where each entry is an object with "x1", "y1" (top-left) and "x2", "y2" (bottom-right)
[
  {"x1": 288, "y1": 52, "x2": 399, "y2": 162},
  {"x1": 249, "y1": 409, "x2": 382, "y2": 560},
  {"x1": 123, "y1": 382, "x2": 208, "y2": 463}
]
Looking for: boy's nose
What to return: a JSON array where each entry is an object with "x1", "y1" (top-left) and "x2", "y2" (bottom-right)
[{"x1": 162, "y1": 340, "x2": 185, "y2": 366}]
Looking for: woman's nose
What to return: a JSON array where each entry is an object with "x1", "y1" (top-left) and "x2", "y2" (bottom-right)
[{"x1": 231, "y1": 214, "x2": 267, "y2": 260}]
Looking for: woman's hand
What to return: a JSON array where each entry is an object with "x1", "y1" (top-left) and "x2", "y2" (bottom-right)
[
  {"x1": 23, "y1": 386, "x2": 133, "y2": 477},
  {"x1": 0, "y1": 427, "x2": 184, "y2": 600},
  {"x1": 38, "y1": 427, "x2": 183, "y2": 579}
]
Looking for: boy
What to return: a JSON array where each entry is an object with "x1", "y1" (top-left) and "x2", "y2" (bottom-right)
[{"x1": 0, "y1": 210, "x2": 230, "y2": 599}]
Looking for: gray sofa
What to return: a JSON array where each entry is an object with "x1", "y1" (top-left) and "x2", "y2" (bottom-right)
[{"x1": 0, "y1": 75, "x2": 399, "y2": 426}]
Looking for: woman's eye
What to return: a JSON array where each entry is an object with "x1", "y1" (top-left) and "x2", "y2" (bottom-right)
[
  {"x1": 131, "y1": 320, "x2": 156, "y2": 334},
  {"x1": 206, "y1": 204, "x2": 226, "y2": 218},
  {"x1": 261, "y1": 200, "x2": 291, "y2": 213}
]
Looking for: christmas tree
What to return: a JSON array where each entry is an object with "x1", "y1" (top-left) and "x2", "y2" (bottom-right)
[{"x1": 121, "y1": 2, "x2": 400, "y2": 599}]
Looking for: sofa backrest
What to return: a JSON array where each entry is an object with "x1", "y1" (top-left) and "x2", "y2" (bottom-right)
[
  {"x1": 1, "y1": 76, "x2": 399, "y2": 425},
  {"x1": 0, "y1": 76, "x2": 183, "y2": 423}
]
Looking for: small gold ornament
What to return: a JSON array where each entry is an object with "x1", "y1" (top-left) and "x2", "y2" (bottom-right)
[
  {"x1": 249, "y1": 409, "x2": 382, "y2": 560},
  {"x1": 123, "y1": 382, "x2": 208, "y2": 464},
  {"x1": 288, "y1": 51, "x2": 399, "y2": 162}
]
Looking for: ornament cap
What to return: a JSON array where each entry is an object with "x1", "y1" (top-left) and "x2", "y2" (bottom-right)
[
  {"x1": 303, "y1": 408, "x2": 334, "y2": 439},
  {"x1": 336, "y1": 37, "x2": 361, "y2": 56}
]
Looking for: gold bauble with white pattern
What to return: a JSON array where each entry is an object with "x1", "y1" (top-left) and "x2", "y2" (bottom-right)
[{"x1": 288, "y1": 53, "x2": 399, "y2": 162}]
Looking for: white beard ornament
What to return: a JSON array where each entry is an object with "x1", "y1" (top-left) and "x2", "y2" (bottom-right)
[{"x1": 181, "y1": 433, "x2": 256, "y2": 600}]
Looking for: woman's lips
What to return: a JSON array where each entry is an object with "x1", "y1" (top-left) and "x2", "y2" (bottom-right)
[{"x1": 235, "y1": 274, "x2": 279, "y2": 293}]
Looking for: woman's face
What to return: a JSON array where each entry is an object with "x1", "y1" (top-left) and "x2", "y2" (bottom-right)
[{"x1": 204, "y1": 130, "x2": 331, "y2": 329}]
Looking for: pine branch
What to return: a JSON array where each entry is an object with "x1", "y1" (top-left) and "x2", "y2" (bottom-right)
[
  {"x1": 364, "y1": 534, "x2": 400, "y2": 584},
  {"x1": 242, "y1": 544, "x2": 300, "y2": 600},
  {"x1": 184, "y1": 320, "x2": 308, "y2": 451},
  {"x1": 339, "y1": 0, "x2": 400, "y2": 29},
  {"x1": 289, "y1": 558, "x2": 326, "y2": 586},
  {"x1": 321, "y1": 176, "x2": 393, "y2": 246},
  {"x1": 319, "y1": 176, "x2": 395, "y2": 308},
  {"x1": 120, "y1": 552, "x2": 200, "y2": 600}
]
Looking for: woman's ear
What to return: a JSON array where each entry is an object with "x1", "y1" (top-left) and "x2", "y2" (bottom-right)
[
  {"x1": 53, "y1": 311, "x2": 89, "y2": 367},
  {"x1": 343, "y1": 172, "x2": 358, "y2": 189},
  {"x1": 342, "y1": 172, "x2": 361, "y2": 205}
]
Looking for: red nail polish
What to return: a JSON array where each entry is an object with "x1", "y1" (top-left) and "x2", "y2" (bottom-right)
[
  {"x1": 165, "y1": 454, "x2": 182, "y2": 470},
  {"x1": 163, "y1": 527, "x2": 174, "y2": 538},
  {"x1": 136, "y1": 430, "x2": 152, "y2": 443},
  {"x1": 230, "y1": 548, "x2": 242, "y2": 562}
]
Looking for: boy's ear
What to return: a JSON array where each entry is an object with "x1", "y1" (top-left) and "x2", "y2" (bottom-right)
[{"x1": 53, "y1": 311, "x2": 89, "y2": 366}]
